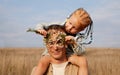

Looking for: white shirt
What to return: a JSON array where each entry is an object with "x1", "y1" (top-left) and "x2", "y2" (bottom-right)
[{"x1": 52, "y1": 62, "x2": 68, "y2": 75}]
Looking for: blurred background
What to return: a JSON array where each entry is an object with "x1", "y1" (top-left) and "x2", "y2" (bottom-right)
[{"x1": 0, "y1": 0, "x2": 120, "y2": 48}]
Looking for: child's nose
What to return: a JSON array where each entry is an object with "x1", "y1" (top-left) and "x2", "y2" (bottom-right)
[{"x1": 67, "y1": 25, "x2": 72, "y2": 30}]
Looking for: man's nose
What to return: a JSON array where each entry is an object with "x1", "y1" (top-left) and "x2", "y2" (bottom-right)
[{"x1": 53, "y1": 44, "x2": 58, "y2": 50}]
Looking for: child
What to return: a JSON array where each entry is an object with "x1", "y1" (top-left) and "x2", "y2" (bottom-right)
[{"x1": 33, "y1": 8, "x2": 93, "y2": 75}]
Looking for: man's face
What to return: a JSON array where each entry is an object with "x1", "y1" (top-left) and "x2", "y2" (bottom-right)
[{"x1": 46, "y1": 29, "x2": 66, "y2": 60}]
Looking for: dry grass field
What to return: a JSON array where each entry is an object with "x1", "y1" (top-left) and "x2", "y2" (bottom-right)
[{"x1": 0, "y1": 47, "x2": 120, "y2": 75}]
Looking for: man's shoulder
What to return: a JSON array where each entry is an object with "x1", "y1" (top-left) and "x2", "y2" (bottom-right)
[
  {"x1": 67, "y1": 62, "x2": 79, "y2": 68},
  {"x1": 65, "y1": 63, "x2": 79, "y2": 75}
]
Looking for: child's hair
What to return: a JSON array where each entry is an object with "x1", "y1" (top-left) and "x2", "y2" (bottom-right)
[{"x1": 68, "y1": 8, "x2": 93, "y2": 29}]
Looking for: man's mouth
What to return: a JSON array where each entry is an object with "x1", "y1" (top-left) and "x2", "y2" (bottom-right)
[{"x1": 53, "y1": 51, "x2": 61, "y2": 55}]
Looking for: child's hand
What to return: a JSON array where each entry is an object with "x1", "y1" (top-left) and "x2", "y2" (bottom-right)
[
  {"x1": 36, "y1": 29, "x2": 47, "y2": 37},
  {"x1": 65, "y1": 36, "x2": 75, "y2": 44}
]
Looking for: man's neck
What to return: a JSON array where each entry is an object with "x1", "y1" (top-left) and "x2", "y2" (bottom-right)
[{"x1": 51, "y1": 58, "x2": 68, "y2": 64}]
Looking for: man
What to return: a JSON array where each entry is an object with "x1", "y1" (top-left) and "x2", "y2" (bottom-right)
[{"x1": 31, "y1": 25, "x2": 88, "y2": 75}]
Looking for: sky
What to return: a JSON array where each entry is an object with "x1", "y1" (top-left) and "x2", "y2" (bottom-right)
[{"x1": 0, "y1": 0, "x2": 120, "y2": 48}]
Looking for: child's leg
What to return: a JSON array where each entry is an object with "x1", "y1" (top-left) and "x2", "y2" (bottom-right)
[
  {"x1": 34, "y1": 55, "x2": 51, "y2": 75},
  {"x1": 68, "y1": 55, "x2": 88, "y2": 75}
]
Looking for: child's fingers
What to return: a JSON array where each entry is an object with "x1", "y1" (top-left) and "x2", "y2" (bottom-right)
[
  {"x1": 65, "y1": 37, "x2": 75, "y2": 44},
  {"x1": 65, "y1": 36, "x2": 74, "y2": 41},
  {"x1": 43, "y1": 31, "x2": 47, "y2": 37},
  {"x1": 37, "y1": 30, "x2": 47, "y2": 36},
  {"x1": 65, "y1": 37, "x2": 71, "y2": 41}
]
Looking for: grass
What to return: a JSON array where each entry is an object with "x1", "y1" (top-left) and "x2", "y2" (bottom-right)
[
  {"x1": 0, "y1": 47, "x2": 120, "y2": 75},
  {"x1": 86, "y1": 48, "x2": 120, "y2": 75}
]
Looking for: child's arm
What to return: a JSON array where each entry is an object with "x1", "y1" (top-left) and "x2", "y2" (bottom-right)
[
  {"x1": 35, "y1": 23, "x2": 48, "y2": 37},
  {"x1": 36, "y1": 29, "x2": 47, "y2": 37},
  {"x1": 65, "y1": 35, "x2": 85, "y2": 55},
  {"x1": 35, "y1": 23, "x2": 46, "y2": 30},
  {"x1": 27, "y1": 23, "x2": 48, "y2": 36}
]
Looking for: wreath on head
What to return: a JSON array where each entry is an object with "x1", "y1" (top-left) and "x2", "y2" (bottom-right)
[{"x1": 44, "y1": 31, "x2": 66, "y2": 45}]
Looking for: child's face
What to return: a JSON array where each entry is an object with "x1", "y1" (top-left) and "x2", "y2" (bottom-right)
[{"x1": 65, "y1": 16, "x2": 85, "y2": 34}]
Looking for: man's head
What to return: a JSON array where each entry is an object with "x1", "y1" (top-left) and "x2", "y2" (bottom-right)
[
  {"x1": 65, "y1": 8, "x2": 93, "y2": 34},
  {"x1": 44, "y1": 25, "x2": 67, "y2": 60}
]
